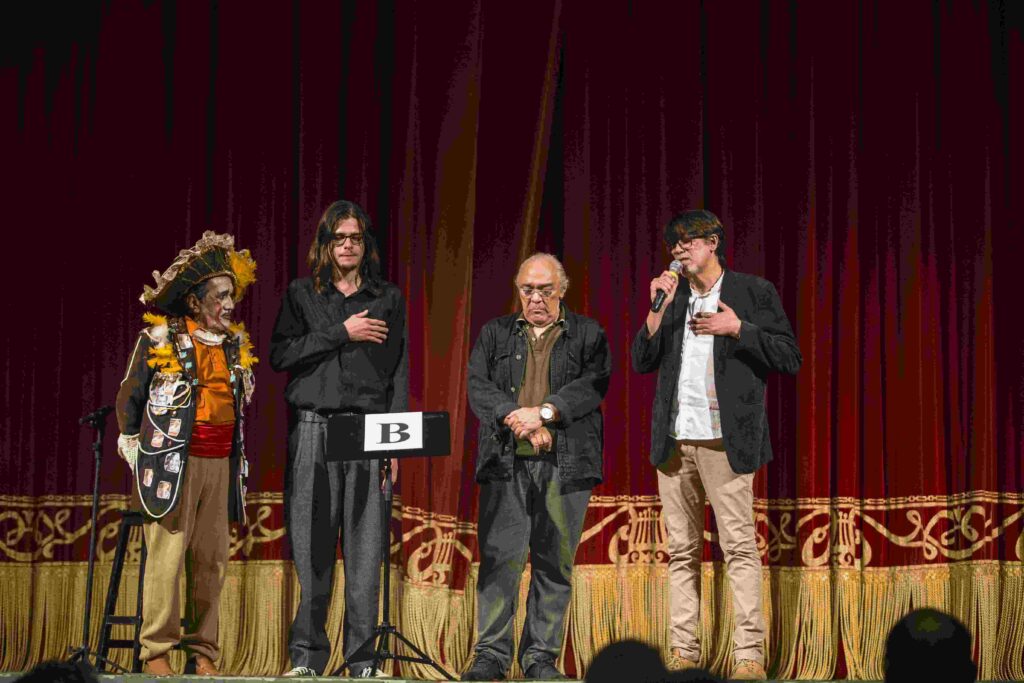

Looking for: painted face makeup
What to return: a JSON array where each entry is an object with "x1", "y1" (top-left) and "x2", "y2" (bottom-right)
[{"x1": 194, "y1": 275, "x2": 235, "y2": 334}]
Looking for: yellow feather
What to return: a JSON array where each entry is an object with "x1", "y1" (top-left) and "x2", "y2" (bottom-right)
[
  {"x1": 142, "y1": 312, "x2": 168, "y2": 328},
  {"x1": 146, "y1": 344, "x2": 183, "y2": 373},
  {"x1": 229, "y1": 249, "x2": 257, "y2": 300},
  {"x1": 229, "y1": 322, "x2": 259, "y2": 369}
]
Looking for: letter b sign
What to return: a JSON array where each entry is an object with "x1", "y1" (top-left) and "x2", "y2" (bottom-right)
[
  {"x1": 364, "y1": 412, "x2": 424, "y2": 452},
  {"x1": 379, "y1": 422, "x2": 411, "y2": 444}
]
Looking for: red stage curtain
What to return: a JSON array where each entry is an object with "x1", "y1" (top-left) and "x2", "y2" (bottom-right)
[{"x1": 1, "y1": 1, "x2": 1022, "y2": 678}]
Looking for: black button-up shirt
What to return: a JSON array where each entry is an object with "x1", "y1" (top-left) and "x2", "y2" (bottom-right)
[{"x1": 270, "y1": 277, "x2": 408, "y2": 414}]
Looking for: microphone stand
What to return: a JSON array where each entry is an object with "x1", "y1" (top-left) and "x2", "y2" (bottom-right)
[
  {"x1": 66, "y1": 407, "x2": 128, "y2": 674},
  {"x1": 340, "y1": 457, "x2": 454, "y2": 680}
]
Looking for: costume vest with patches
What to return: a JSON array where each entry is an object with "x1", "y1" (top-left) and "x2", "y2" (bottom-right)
[{"x1": 120, "y1": 317, "x2": 251, "y2": 523}]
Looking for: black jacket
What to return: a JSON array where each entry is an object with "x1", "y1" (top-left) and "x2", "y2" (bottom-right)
[
  {"x1": 467, "y1": 308, "x2": 610, "y2": 484},
  {"x1": 116, "y1": 317, "x2": 250, "y2": 522},
  {"x1": 632, "y1": 270, "x2": 801, "y2": 474}
]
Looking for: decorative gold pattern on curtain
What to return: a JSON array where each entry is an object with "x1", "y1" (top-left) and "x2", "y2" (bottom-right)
[{"x1": 3, "y1": 493, "x2": 1021, "y2": 567}]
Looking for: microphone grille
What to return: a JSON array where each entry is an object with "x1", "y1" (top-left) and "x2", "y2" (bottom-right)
[{"x1": 669, "y1": 260, "x2": 684, "y2": 274}]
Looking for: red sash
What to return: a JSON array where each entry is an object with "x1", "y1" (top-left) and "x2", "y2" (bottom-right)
[{"x1": 189, "y1": 422, "x2": 235, "y2": 458}]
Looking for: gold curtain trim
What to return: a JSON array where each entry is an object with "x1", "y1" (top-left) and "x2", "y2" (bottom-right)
[
  {"x1": 2, "y1": 493, "x2": 1023, "y2": 567},
  {"x1": 2, "y1": 562, "x2": 1022, "y2": 680},
  {"x1": 5, "y1": 489, "x2": 1022, "y2": 509},
  {"x1": 585, "y1": 491, "x2": 1024, "y2": 510}
]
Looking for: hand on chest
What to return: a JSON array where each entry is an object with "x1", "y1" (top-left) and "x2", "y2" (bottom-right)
[{"x1": 321, "y1": 293, "x2": 391, "y2": 331}]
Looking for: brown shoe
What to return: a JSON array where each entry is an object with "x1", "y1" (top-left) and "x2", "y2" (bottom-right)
[
  {"x1": 143, "y1": 655, "x2": 175, "y2": 677},
  {"x1": 731, "y1": 659, "x2": 767, "y2": 680},
  {"x1": 194, "y1": 654, "x2": 222, "y2": 676},
  {"x1": 667, "y1": 648, "x2": 700, "y2": 671}
]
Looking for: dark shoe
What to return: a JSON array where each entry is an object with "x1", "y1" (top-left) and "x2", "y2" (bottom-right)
[
  {"x1": 462, "y1": 654, "x2": 506, "y2": 681},
  {"x1": 524, "y1": 660, "x2": 566, "y2": 680},
  {"x1": 143, "y1": 655, "x2": 175, "y2": 677}
]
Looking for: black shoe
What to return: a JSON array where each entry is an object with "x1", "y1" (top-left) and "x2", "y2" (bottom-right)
[
  {"x1": 461, "y1": 654, "x2": 506, "y2": 681},
  {"x1": 523, "y1": 660, "x2": 566, "y2": 680}
]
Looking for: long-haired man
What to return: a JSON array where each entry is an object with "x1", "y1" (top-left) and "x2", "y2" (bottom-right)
[{"x1": 271, "y1": 200, "x2": 408, "y2": 677}]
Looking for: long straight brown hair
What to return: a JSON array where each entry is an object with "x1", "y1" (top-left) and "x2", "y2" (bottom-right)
[{"x1": 306, "y1": 200, "x2": 383, "y2": 293}]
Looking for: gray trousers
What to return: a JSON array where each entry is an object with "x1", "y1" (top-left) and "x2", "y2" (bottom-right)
[
  {"x1": 474, "y1": 457, "x2": 592, "y2": 672},
  {"x1": 285, "y1": 411, "x2": 383, "y2": 675}
]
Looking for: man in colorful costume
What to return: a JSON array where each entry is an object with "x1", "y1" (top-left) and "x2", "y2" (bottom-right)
[{"x1": 115, "y1": 231, "x2": 257, "y2": 676}]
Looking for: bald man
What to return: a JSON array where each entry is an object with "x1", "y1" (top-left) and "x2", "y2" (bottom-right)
[{"x1": 463, "y1": 253, "x2": 611, "y2": 681}]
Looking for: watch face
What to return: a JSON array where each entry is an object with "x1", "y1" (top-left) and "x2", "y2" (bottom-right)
[{"x1": 541, "y1": 406, "x2": 554, "y2": 420}]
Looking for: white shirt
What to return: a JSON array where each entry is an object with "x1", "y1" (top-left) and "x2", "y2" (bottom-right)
[{"x1": 670, "y1": 272, "x2": 724, "y2": 440}]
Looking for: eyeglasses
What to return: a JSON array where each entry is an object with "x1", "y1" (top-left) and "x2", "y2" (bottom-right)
[
  {"x1": 332, "y1": 233, "x2": 364, "y2": 247},
  {"x1": 667, "y1": 235, "x2": 715, "y2": 251},
  {"x1": 518, "y1": 286, "x2": 557, "y2": 299}
]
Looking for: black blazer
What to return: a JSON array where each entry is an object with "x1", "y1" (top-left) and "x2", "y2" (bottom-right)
[{"x1": 632, "y1": 270, "x2": 801, "y2": 474}]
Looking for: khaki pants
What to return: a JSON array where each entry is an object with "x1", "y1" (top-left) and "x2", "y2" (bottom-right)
[
  {"x1": 657, "y1": 439, "x2": 764, "y2": 665},
  {"x1": 140, "y1": 456, "x2": 230, "y2": 663}
]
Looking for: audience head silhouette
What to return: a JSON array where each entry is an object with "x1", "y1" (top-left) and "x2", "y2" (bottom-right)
[
  {"x1": 15, "y1": 661, "x2": 98, "y2": 683},
  {"x1": 884, "y1": 608, "x2": 976, "y2": 683},
  {"x1": 586, "y1": 640, "x2": 667, "y2": 683}
]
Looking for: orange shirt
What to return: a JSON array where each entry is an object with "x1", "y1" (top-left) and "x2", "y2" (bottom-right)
[{"x1": 185, "y1": 318, "x2": 236, "y2": 426}]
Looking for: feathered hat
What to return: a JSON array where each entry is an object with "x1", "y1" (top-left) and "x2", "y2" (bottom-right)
[{"x1": 140, "y1": 231, "x2": 257, "y2": 315}]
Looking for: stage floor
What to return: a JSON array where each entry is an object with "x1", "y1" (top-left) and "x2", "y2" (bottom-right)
[
  {"x1": 0, "y1": 676, "x2": 874, "y2": 683},
  {"x1": 0, "y1": 678, "x2": 552, "y2": 683}
]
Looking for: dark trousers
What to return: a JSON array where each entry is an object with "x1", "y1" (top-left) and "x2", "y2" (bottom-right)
[
  {"x1": 285, "y1": 411, "x2": 383, "y2": 675},
  {"x1": 474, "y1": 457, "x2": 592, "y2": 672}
]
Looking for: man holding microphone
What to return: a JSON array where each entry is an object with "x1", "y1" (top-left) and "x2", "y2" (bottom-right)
[{"x1": 632, "y1": 210, "x2": 801, "y2": 680}]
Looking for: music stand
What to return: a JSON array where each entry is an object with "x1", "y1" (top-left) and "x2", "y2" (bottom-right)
[{"x1": 327, "y1": 411, "x2": 455, "y2": 680}]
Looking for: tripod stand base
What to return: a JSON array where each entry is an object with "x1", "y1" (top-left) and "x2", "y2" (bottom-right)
[
  {"x1": 340, "y1": 622, "x2": 455, "y2": 680},
  {"x1": 66, "y1": 645, "x2": 129, "y2": 674}
]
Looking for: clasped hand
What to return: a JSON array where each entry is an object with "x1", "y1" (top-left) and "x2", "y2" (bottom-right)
[
  {"x1": 503, "y1": 405, "x2": 552, "y2": 454},
  {"x1": 504, "y1": 408, "x2": 553, "y2": 454},
  {"x1": 505, "y1": 407, "x2": 542, "y2": 438}
]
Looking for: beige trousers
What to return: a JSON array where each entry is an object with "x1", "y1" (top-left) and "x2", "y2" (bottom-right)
[
  {"x1": 140, "y1": 456, "x2": 229, "y2": 663},
  {"x1": 657, "y1": 439, "x2": 764, "y2": 665}
]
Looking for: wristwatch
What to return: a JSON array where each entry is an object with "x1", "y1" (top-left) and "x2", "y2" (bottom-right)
[{"x1": 539, "y1": 404, "x2": 556, "y2": 424}]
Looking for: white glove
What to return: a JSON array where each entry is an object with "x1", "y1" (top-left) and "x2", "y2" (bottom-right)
[{"x1": 117, "y1": 433, "x2": 139, "y2": 470}]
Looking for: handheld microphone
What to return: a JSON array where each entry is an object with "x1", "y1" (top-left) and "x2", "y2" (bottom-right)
[{"x1": 651, "y1": 260, "x2": 684, "y2": 313}]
